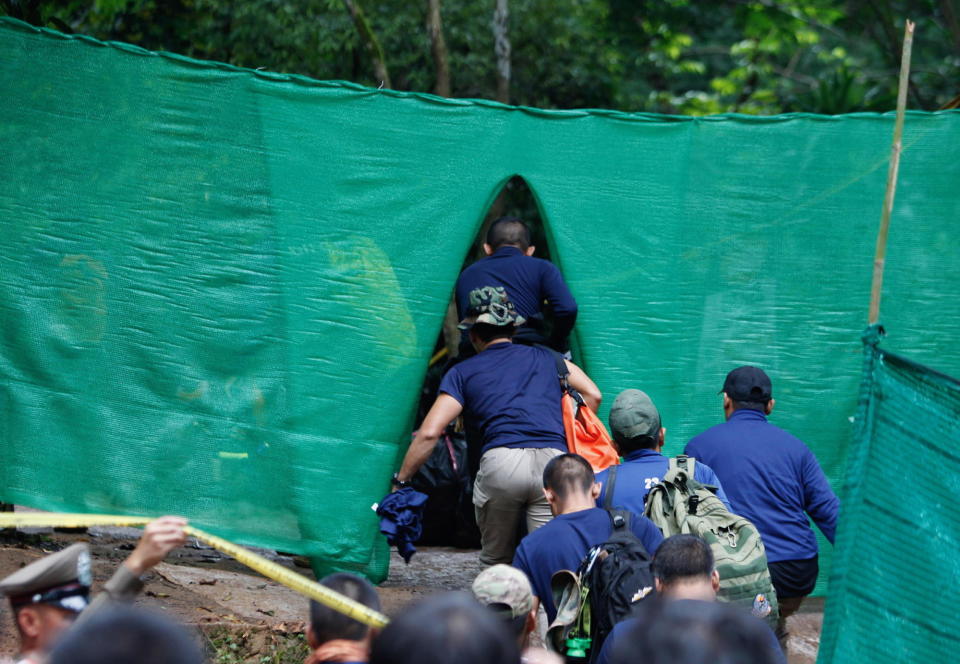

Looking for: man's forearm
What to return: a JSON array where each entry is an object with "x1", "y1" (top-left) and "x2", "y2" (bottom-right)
[{"x1": 396, "y1": 431, "x2": 442, "y2": 483}]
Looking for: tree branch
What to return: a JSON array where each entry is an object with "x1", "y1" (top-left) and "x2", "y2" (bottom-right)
[{"x1": 342, "y1": 0, "x2": 391, "y2": 89}]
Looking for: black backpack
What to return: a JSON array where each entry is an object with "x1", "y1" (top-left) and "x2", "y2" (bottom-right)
[{"x1": 548, "y1": 510, "x2": 656, "y2": 663}]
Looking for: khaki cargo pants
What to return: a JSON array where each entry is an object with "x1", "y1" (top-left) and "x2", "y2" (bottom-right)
[{"x1": 473, "y1": 446, "x2": 563, "y2": 565}]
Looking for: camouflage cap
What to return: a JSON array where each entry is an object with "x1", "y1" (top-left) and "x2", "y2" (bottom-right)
[
  {"x1": 0, "y1": 542, "x2": 92, "y2": 613},
  {"x1": 471, "y1": 564, "x2": 534, "y2": 619},
  {"x1": 609, "y1": 389, "x2": 661, "y2": 442},
  {"x1": 458, "y1": 286, "x2": 526, "y2": 329},
  {"x1": 546, "y1": 569, "x2": 581, "y2": 652}
]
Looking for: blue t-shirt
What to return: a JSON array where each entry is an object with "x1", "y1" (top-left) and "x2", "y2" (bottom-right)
[
  {"x1": 595, "y1": 449, "x2": 731, "y2": 513},
  {"x1": 594, "y1": 603, "x2": 785, "y2": 664},
  {"x1": 512, "y1": 507, "x2": 664, "y2": 623},
  {"x1": 438, "y1": 342, "x2": 566, "y2": 453},
  {"x1": 684, "y1": 409, "x2": 839, "y2": 563},
  {"x1": 455, "y1": 246, "x2": 578, "y2": 343}
]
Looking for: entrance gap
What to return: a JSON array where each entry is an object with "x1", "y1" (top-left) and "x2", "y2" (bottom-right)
[{"x1": 410, "y1": 176, "x2": 574, "y2": 548}]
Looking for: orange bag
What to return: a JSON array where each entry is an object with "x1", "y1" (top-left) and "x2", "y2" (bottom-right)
[{"x1": 553, "y1": 353, "x2": 620, "y2": 472}]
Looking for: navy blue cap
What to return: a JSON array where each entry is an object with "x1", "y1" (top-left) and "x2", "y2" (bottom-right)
[{"x1": 722, "y1": 366, "x2": 772, "y2": 402}]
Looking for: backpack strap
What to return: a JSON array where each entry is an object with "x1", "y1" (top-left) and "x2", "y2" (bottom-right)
[
  {"x1": 602, "y1": 466, "x2": 619, "y2": 510},
  {"x1": 544, "y1": 346, "x2": 587, "y2": 407},
  {"x1": 674, "y1": 455, "x2": 705, "y2": 515},
  {"x1": 675, "y1": 454, "x2": 697, "y2": 478},
  {"x1": 606, "y1": 508, "x2": 631, "y2": 532},
  {"x1": 544, "y1": 345, "x2": 570, "y2": 385}
]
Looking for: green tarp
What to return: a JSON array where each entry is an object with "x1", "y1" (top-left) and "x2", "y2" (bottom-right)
[
  {"x1": 819, "y1": 327, "x2": 960, "y2": 662},
  {"x1": 1, "y1": 18, "x2": 959, "y2": 586}
]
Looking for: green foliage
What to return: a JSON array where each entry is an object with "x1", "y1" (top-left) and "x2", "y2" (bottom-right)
[
  {"x1": 3, "y1": 0, "x2": 957, "y2": 114},
  {"x1": 205, "y1": 627, "x2": 308, "y2": 664}
]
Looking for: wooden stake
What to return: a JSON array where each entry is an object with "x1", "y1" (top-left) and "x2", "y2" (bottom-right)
[{"x1": 869, "y1": 20, "x2": 915, "y2": 325}]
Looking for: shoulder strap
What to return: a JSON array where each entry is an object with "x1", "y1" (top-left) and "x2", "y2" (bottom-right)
[
  {"x1": 675, "y1": 454, "x2": 696, "y2": 478},
  {"x1": 602, "y1": 466, "x2": 619, "y2": 510},
  {"x1": 537, "y1": 344, "x2": 571, "y2": 388},
  {"x1": 607, "y1": 508, "x2": 631, "y2": 532}
]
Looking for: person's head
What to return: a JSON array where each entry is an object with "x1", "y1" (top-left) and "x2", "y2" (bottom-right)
[
  {"x1": 458, "y1": 286, "x2": 525, "y2": 351},
  {"x1": 608, "y1": 389, "x2": 664, "y2": 455},
  {"x1": 471, "y1": 565, "x2": 536, "y2": 648},
  {"x1": 721, "y1": 366, "x2": 775, "y2": 419},
  {"x1": 369, "y1": 592, "x2": 520, "y2": 664},
  {"x1": 308, "y1": 573, "x2": 382, "y2": 649},
  {"x1": 0, "y1": 543, "x2": 92, "y2": 655},
  {"x1": 484, "y1": 217, "x2": 534, "y2": 255},
  {"x1": 542, "y1": 454, "x2": 599, "y2": 514},
  {"x1": 48, "y1": 607, "x2": 202, "y2": 664},
  {"x1": 652, "y1": 535, "x2": 720, "y2": 600},
  {"x1": 609, "y1": 599, "x2": 781, "y2": 664}
]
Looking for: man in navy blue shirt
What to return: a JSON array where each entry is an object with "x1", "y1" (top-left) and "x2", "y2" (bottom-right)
[
  {"x1": 684, "y1": 366, "x2": 839, "y2": 649},
  {"x1": 455, "y1": 217, "x2": 577, "y2": 353},
  {"x1": 393, "y1": 288, "x2": 601, "y2": 565},
  {"x1": 512, "y1": 454, "x2": 663, "y2": 623},
  {"x1": 596, "y1": 389, "x2": 730, "y2": 512},
  {"x1": 595, "y1": 535, "x2": 785, "y2": 664}
]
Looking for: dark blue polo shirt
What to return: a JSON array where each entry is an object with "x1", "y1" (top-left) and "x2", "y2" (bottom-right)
[
  {"x1": 512, "y1": 507, "x2": 664, "y2": 623},
  {"x1": 438, "y1": 342, "x2": 566, "y2": 454},
  {"x1": 595, "y1": 604, "x2": 785, "y2": 664},
  {"x1": 684, "y1": 409, "x2": 839, "y2": 563},
  {"x1": 455, "y1": 246, "x2": 578, "y2": 341},
  {"x1": 595, "y1": 449, "x2": 731, "y2": 513}
]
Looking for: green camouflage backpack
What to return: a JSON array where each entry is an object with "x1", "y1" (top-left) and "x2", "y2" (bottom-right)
[{"x1": 644, "y1": 455, "x2": 779, "y2": 628}]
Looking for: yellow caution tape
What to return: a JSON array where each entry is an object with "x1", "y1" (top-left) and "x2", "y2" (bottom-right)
[{"x1": 0, "y1": 512, "x2": 389, "y2": 628}]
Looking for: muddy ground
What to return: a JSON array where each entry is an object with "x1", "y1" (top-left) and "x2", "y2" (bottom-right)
[{"x1": 0, "y1": 523, "x2": 822, "y2": 663}]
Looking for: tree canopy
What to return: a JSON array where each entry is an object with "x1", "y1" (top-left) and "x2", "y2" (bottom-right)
[{"x1": 3, "y1": 0, "x2": 958, "y2": 113}]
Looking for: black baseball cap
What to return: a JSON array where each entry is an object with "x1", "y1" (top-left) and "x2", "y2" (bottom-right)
[{"x1": 722, "y1": 366, "x2": 772, "y2": 402}]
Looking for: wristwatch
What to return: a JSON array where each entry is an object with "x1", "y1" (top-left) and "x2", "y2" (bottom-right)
[{"x1": 391, "y1": 472, "x2": 412, "y2": 488}]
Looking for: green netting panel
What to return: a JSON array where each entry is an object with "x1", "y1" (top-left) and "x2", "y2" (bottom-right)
[
  {"x1": 1, "y1": 18, "x2": 959, "y2": 584},
  {"x1": 818, "y1": 327, "x2": 960, "y2": 662}
]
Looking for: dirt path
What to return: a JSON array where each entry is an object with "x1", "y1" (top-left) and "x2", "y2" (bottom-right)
[{"x1": 0, "y1": 526, "x2": 821, "y2": 663}]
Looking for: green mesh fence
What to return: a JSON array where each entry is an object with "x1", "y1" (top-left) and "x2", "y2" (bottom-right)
[
  {"x1": 1, "y1": 18, "x2": 959, "y2": 584},
  {"x1": 818, "y1": 326, "x2": 960, "y2": 662}
]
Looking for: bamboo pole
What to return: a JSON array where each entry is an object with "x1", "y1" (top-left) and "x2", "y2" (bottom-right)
[{"x1": 869, "y1": 20, "x2": 915, "y2": 325}]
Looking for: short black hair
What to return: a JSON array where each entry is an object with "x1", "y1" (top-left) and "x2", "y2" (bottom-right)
[
  {"x1": 652, "y1": 535, "x2": 714, "y2": 586},
  {"x1": 731, "y1": 399, "x2": 769, "y2": 413},
  {"x1": 486, "y1": 217, "x2": 531, "y2": 251},
  {"x1": 370, "y1": 592, "x2": 520, "y2": 664},
  {"x1": 469, "y1": 322, "x2": 516, "y2": 344},
  {"x1": 310, "y1": 572, "x2": 381, "y2": 644},
  {"x1": 609, "y1": 599, "x2": 781, "y2": 664},
  {"x1": 49, "y1": 607, "x2": 202, "y2": 664},
  {"x1": 613, "y1": 431, "x2": 659, "y2": 455},
  {"x1": 542, "y1": 454, "x2": 594, "y2": 499}
]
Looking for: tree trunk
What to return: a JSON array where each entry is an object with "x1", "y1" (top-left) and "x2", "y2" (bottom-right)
[
  {"x1": 941, "y1": 0, "x2": 960, "y2": 55},
  {"x1": 342, "y1": 0, "x2": 392, "y2": 89},
  {"x1": 492, "y1": 0, "x2": 511, "y2": 103},
  {"x1": 426, "y1": 0, "x2": 451, "y2": 97}
]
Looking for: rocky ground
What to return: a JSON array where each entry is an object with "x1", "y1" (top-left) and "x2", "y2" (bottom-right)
[{"x1": 0, "y1": 522, "x2": 821, "y2": 663}]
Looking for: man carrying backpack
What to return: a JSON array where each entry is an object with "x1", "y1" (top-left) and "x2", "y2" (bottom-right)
[
  {"x1": 684, "y1": 366, "x2": 839, "y2": 650},
  {"x1": 511, "y1": 454, "x2": 663, "y2": 624},
  {"x1": 595, "y1": 389, "x2": 730, "y2": 512},
  {"x1": 595, "y1": 535, "x2": 785, "y2": 664}
]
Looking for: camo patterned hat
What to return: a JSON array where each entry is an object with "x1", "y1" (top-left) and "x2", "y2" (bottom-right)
[
  {"x1": 458, "y1": 286, "x2": 526, "y2": 329},
  {"x1": 471, "y1": 564, "x2": 534, "y2": 619}
]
